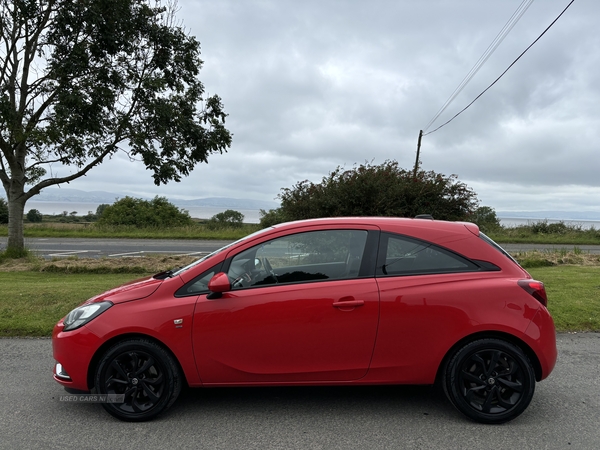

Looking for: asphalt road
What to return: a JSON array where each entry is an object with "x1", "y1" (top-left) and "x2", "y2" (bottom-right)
[
  {"x1": 0, "y1": 334, "x2": 599, "y2": 449},
  {"x1": 0, "y1": 237, "x2": 232, "y2": 259},
  {"x1": 1, "y1": 237, "x2": 599, "y2": 259}
]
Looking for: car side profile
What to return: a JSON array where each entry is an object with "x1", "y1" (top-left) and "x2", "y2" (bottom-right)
[{"x1": 52, "y1": 217, "x2": 557, "y2": 423}]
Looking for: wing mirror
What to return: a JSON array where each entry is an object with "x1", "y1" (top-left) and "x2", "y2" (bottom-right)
[{"x1": 207, "y1": 272, "x2": 231, "y2": 299}]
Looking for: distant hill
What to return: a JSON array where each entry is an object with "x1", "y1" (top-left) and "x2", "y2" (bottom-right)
[
  {"x1": 31, "y1": 187, "x2": 279, "y2": 210},
  {"x1": 497, "y1": 210, "x2": 600, "y2": 221}
]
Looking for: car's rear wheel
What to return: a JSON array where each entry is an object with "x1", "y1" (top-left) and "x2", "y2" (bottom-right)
[
  {"x1": 94, "y1": 339, "x2": 181, "y2": 422},
  {"x1": 443, "y1": 338, "x2": 535, "y2": 424}
]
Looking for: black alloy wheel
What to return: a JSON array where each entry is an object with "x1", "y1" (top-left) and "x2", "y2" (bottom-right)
[
  {"x1": 443, "y1": 338, "x2": 536, "y2": 424},
  {"x1": 94, "y1": 339, "x2": 182, "y2": 422}
]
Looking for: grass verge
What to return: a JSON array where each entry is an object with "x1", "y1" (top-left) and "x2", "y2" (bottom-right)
[
  {"x1": 0, "y1": 272, "x2": 145, "y2": 336},
  {"x1": 529, "y1": 266, "x2": 600, "y2": 332},
  {"x1": 0, "y1": 252, "x2": 598, "y2": 336},
  {"x1": 0, "y1": 222, "x2": 261, "y2": 240}
]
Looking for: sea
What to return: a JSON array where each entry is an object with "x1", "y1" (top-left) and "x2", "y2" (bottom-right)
[{"x1": 25, "y1": 201, "x2": 600, "y2": 229}]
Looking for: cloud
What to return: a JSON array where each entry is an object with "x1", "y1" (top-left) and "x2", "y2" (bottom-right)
[{"x1": 27, "y1": 0, "x2": 600, "y2": 216}]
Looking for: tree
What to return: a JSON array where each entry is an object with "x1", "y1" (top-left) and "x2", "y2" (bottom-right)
[
  {"x1": 471, "y1": 206, "x2": 501, "y2": 232},
  {"x1": 97, "y1": 196, "x2": 193, "y2": 227},
  {"x1": 260, "y1": 161, "x2": 479, "y2": 226},
  {"x1": 26, "y1": 208, "x2": 42, "y2": 222},
  {"x1": 206, "y1": 209, "x2": 244, "y2": 229},
  {"x1": 0, "y1": 0, "x2": 232, "y2": 254}
]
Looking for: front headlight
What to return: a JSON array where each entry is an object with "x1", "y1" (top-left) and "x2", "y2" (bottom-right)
[{"x1": 63, "y1": 301, "x2": 112, "y2": 331}]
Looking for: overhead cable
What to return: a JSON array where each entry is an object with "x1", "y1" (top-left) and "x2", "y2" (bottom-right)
[
  {"x1": 424, "y1": 0, "x2": 535, "y2": 133},
  {"x1": 424, "y1": 0, "x2": 576, "y2": 137}
]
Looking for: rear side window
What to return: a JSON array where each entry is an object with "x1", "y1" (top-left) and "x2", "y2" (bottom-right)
[
  {"x1": 377, "y1": 232, "x2": 479, "y2": 276},
  {"x1": 479, "y1": 232, "x2": 520, "y2": 265}
]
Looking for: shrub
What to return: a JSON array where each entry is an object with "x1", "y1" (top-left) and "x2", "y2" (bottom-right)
[
  {"x1": 206, "y1": 209, "x2": 244, "y2": 230},
  {"x1": 97, "y1": 196, "x2": 193, "y2": 228},
  {"x1": 260, "y1": 161, "x2": 479, "y2": 226},
  {"x1": 26, "y1": 209, "x2": 43, "y2": 223},
  {"x1": 470, "y1": 206, "x2": 500, "y2": 232},
  {"x1": 96, "y1": 204, "x2": 110, "y2": 218}
]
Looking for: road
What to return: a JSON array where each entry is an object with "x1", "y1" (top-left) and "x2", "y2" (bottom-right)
[
  {"x1": 0, "y1": 334, "x2": 598, "y2": 449},
  {"x1": 0, "y1": 237, "x2": 232, "y2": 259},
  {"x1": 1, "y1": 237, "x2": 599, "y2": 259}
]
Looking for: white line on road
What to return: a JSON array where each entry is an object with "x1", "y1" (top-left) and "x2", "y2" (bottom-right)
[{"x1": 48, "y1": 250, "x2": 91, "y2": 257}]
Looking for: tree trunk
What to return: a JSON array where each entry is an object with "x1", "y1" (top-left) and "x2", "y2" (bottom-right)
[{"x1": 6, "y1": 193, "x2": 26, "y2": 253}]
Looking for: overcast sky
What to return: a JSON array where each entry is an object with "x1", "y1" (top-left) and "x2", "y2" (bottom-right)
[{"x1": 60, "y1": 0, "x2": 599, "y2": 215}]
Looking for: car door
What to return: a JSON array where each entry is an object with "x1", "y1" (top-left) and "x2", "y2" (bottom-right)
[{"x1": 192, "y1": 228, "x2": 380, "y2": 384}]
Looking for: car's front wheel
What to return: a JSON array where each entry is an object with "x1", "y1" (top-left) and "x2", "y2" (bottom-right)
[
  {"x1": 443, "y1": 338, "x2": 536, "y2": 424},
  {"x1": 94, "y1": 339, "x2": 182, "y2": 422}
]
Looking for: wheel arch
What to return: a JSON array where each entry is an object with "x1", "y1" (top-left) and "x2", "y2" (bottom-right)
[
  {"x1": 87, "y1": 333, "x2": 188, "y2": 391},
  {"x1": 435, "y1": 331, "x2": 543, "y2": 384}
]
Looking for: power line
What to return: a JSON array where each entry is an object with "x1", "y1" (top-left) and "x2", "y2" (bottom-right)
[
  {"x1": 424, "y1": 0, "x2": 576, "y2": 137},
  {"x1": 424, "y1": 0, "x2": 535, "y2": 133}
]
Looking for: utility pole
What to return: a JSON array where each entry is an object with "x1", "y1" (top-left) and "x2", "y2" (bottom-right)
[{"x1": 413, "y1": 129, "x2": 423, "y2": 178}]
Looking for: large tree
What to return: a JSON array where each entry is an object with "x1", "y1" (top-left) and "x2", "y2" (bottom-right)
[{"x1": 0, "y1": 0, "x2": 232, "y2": 253}]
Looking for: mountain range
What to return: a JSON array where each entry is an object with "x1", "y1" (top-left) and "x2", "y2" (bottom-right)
[{"x1": 29, "y1": 187, "x2": 280, "y2": 211}]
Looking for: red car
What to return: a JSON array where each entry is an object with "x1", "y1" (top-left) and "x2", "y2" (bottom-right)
[{"x1": 53, "y1": 217, "x2": 556, "y2": 423}]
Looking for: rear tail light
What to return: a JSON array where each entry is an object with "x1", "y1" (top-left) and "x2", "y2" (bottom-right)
[{"x1": 518, "y1": 279, "x2": 548, "y2": 307}]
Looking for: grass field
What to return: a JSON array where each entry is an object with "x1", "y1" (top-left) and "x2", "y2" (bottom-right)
[
  {"x1": 529, "y1": 266, "x2": 600, "y2": 331},
  {"x1": 0, "y1": 272, "x2": 145, "y2": 336},
  {"x1": 0, "y1": 255, "x2": 598, "y2": 336},
  {"x1": 1, "y1": 219, "x2": 599, "y2": 244},
  {"x1": 0, "y1": 222, "x2": 260, "y2": 240}
]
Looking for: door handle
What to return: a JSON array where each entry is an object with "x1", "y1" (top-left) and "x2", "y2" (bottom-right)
[{"x1": 332, "y1": 300, "x2": 364, "y2": 308}]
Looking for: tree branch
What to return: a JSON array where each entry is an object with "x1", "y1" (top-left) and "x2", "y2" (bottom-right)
[{"x1": 26, "y1": 143, "x2": 119, "y2": 200}]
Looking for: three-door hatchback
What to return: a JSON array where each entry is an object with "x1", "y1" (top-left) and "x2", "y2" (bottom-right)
[{"x1": 53, "y1": 217, "x2": 556, "y2": 423}]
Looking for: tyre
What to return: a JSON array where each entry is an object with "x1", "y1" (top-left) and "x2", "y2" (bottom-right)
[
  {"x1": 443, "y1": 338, "x2": 535, "y2": 424},
  {"x1": 94, "y1": 339, "x2": 182, "y2": 422}
]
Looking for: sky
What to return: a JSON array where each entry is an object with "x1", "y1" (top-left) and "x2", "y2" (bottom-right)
[{"x1": 39, "y1": 0, "x2": 600, "y2": 215}]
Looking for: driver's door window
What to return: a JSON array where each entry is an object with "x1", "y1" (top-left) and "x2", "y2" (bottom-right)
[{"x1": 227, "y1": 229, "x2": 368, "y2": 289}]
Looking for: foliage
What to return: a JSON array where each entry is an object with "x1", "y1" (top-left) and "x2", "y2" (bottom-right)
[
  {"x1": 529, "y1": 220, "x2": 570, "y2": 235},
  {"x1": 0, "y1": 246, "x2": 31, "y2": 260},
  {"x1": 470, "y1": 206, "x2": 500, "y2": 232},
  {"x1": 0, "y1": 198, "x2": 7, "y2": 224},
  {"x1": 96, "y1": 204, "x2": 110, "y2": 218},
  {"x1": 97, "y1": 196, "x2": 193, "y2": 228},
  {"x1": 259, "y1": 208, "x2": 287, "y2": 228},
  {"x1": 260, "y1": 161, "x2": 479, "y2": 226},
  {"x1": 26, "y1": 209, "x2": 43, "y2": 223},
  {"x1": 206, "y1": 209, "x2": 244, "y2": 230},
  {"x1": 0, "y1": 0, "x2": 232, "y2": 252},
  {"x1": 488, "y1": 221, "x2": 600, "y2": 245}
]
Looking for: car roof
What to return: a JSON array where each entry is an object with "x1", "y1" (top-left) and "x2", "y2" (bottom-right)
[{"x1": 271, "y1": 216, "x2": 479, "y2": 235}]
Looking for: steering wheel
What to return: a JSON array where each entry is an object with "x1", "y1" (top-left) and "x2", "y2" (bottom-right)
[
  {"x1": 232, "y1": 272, "x2": 252, "y2": 288},
  {"x1": 262, "y1": 257, "x2": 278, "y2": 282}
]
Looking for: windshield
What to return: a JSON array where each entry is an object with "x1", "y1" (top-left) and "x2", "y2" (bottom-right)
[{"x1": 171, "y1": 227, "x2": 274, "y2": 276}]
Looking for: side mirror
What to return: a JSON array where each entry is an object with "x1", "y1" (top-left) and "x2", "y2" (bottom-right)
[{"x1": 207, "y1": 272, "x2": 231, "y2": 299}]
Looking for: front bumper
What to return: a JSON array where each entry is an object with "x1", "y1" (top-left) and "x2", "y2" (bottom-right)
[{"x1": 52, "y1": 321, "x2": 102, "y2": 391}]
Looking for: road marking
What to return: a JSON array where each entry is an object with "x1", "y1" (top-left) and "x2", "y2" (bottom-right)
[
  {"x1": 48, "y1": 250, "x2": 91, "y2": 257},
  {"x1": 107, "y1": 251, "x2": 210, "y2": 257},
  {"x1": 108, "y1": 251, "x2": 145, "y2": 257}
]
